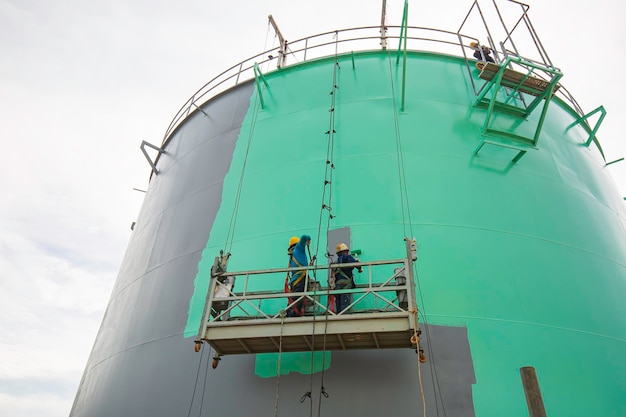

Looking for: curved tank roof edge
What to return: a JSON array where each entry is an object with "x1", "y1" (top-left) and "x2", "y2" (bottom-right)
[{"x1": 160, "y1": 49, "x2": 605, "y2": 165}]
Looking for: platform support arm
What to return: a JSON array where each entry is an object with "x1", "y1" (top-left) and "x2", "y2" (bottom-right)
[
  {"x1": 253, "y1": 63, "x2": 268, "y2": 109},
  {"x1": 268, "y1": 15, "x2": 287, "y2": 68},
  {"x1": 396, "y1": 0, "x2": 409, "y2": 112},
  {"x1": 567, "y1": 105, "x2": 606, "y2": 147},
  {"x1": 140, "y1": 140, "x2": 164, "y2": 176}
]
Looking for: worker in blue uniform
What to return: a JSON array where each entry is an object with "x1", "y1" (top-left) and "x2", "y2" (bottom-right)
[
  {"x1": 470, "y1": 41, "x2": 495, "y2": 63},
  {"x1": 286, "y1": 235, "x2": 311, "y2": 317},
  {"x1": 333, "y1": 243, "x2": 362, "y2": 313}
]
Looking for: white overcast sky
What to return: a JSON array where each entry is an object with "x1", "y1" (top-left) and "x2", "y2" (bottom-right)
[{"x1": 0, "y1": 1, "x2": 624, "y2": 416}]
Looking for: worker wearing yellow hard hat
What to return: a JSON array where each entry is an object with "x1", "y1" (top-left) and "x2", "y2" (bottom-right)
[
  {"x1": 285, "y1": 235, "x2": 312, "y2": 317},
  {"x1": 470, "y1": 41, "x2": 494, "y2": 63},
  {"x1": 332, "y1": 242, "x2": 362, "y2": 313},
  {"x1": 288, "y1": 236, "x2": 299, "y2": 250}
]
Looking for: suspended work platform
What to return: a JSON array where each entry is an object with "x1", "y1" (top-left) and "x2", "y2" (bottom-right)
[{"x1": 195, "y1": 239, "x2": 422, "y2": 358}]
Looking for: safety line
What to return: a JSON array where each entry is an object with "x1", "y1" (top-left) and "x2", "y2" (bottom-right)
[
  {"x1": 197, "y1": 346, "x2": 213, "y2": 417},
  {"x1": 387, "y1": 45, "x2": 442, "y2": 416},
  {"x1": 223, "y1": 84, "x2": 263, "y2": 253},
  {"x1": 186, "y1": 344, "x2": 206, "y2": 417},
  {"x1": 263, "y1": 21, "x2": 277, "y2": 73},
  {"x1": 415, "y1": 266, "x2": 447, "y2": 417},
  {"x1": 413, "y1": 310, "x2": 426, "y2": 417},
  {"x1": 274, "y1": 314, "x2": 285, "y2": 417},
  {"x1": 385, "y1": 49, "x2": 414, "y2": 239},
  {"x1": 316, "y1": 35, "x2": 341, "y2": 417}
]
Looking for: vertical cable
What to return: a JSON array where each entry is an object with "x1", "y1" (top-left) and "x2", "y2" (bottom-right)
[
  {"x1": 197, "y1": 346, "x2": 213, "y2": 417},
  {"x1": 415, "y1": 266, "x2": 447, "y2": 417},
  {"x1": 274, "y1": 315, "x2": 285, "y2": 417},
  {"x1": 315, "y1": 33, "x2": 341, "y2": 417},
  {"x1": 223, "y1": 86, "x2": 263, "y2": 253},
  {"x1": 385, "y1": 49, "x2": 414, "y2": 240},
  {"x1": 186, "y1": 345, "x2": 206, "y2": 417}
]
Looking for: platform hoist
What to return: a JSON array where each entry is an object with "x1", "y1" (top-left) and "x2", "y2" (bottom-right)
[{"x1": 194, "y1": 238, "x2": 426, "y2": 368}]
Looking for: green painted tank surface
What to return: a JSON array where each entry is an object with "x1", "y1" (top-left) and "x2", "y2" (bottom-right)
[{"x1": 186, "y1": 51, "x2": 626, "y2": 416}]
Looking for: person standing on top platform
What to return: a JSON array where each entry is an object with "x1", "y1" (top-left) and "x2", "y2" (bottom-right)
[
  {"x1": 470, "y1": 41, "x2": 495, "y2": 63},
  {"x1": 286, "y1": 235, "x2": 311, "y2": 317},
  {"x1": 333, "y1": 243, "x2": 362, "y2": 313}
]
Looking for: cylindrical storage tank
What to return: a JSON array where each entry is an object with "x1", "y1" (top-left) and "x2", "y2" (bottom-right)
[{"x1": 71, "y1": 30, "x2": 626, "y2": 417}]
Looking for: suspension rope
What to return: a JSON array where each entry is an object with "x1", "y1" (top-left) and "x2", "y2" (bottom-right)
[
  {"x1": 186, "y1": 344, "x2": 212, "y2": 417},
  {"x1": 385, "y1": 49, "x2": 414, "y2": 239},
  {"x1": 303, "y1": 246, "x2": 318, "y2": 417},
  {"x1": 314, "y1": 31, "x2": 340, "y2": 263},
  {"x1": 263, "y1": 19, "x2": 272, "y2": 53},
  {"x1": 263, "y1": 21, "x2": 277, "y2": 73},
  {"x1": 186, "y1": 344, "x2": 206, "y2": 417},
  {"x1": 386, "y1": 45, "x2": 447, "y2": 416},
  {"x1": 315, "y1": 32, "x2": 341, "y2": 417},
  {"x1": 307, "y1": 312, "x2": 316, "y2": 417},
  {"x1": 415, "y1": 265, "x2": 447, "y2": 417},
  {"x1": 197, "y1": 346, "x2": 213, "y2": 417},
  {"x1": 274, "y1": 313, "x2": 286, "y2": 417},
  {"x1": 223, "y1": 84, "x2": 263, "y2": 253},
  {"x1": 412, "y1": 310, "x2": 427, "y2": 417}
]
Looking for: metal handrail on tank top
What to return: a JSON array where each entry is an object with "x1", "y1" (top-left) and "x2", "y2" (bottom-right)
[{"x1": 158, "y1": 22, "x2": 599, "y2": 168}]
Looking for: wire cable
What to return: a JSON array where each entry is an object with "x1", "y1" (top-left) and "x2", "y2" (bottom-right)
[
  {"x1": 315, "y1": 33, "x2": 341, "y2": 417},
  {"x1": 385, "y1": 49, "x2": 414, "y2": 239},
  {"x1": 274, "y1": 314, "x2": 285, "y2": 417},
  {"x1": 223, "y1": 84, "x2": 263, "y2": 253},
  {"x1": 186, "y1": 344, "x2": 206, "y2": 417},
  {"x1": 415, "y1": 266, "x2": 447, "y2": 417},
  {"x1": 197, "y1": 346, "x2": 213, "y2": 417}
]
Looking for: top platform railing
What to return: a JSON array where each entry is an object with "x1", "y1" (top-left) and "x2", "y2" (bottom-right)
[{"x1": 159, "y1": 24, "x2": 590, "y2": 149}]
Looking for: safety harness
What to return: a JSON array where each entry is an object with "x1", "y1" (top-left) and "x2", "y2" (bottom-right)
[
  {"x1": 333, "y1": 255, "x2": 355, "y2": 288},
  {"x1": 333, "y1": 268, "x2": 352, "y2": 288},
  {"x1": 284, "y1": 252, "x2": 308, "y2": 316}
]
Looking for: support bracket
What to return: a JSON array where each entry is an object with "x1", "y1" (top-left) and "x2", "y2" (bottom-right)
[
  {"x1": 473, "y1": 139, "x2": 528, "y2": 165},
  {"x1": 566, "y1": 105, "x2": 606, "y2": 147},
  {"x1": 395, "y1": 0, "x2": 409, "y2": 112},
  {"x1": 253, "y1": 63, "x2": 269, "y2": 110},
  {"x1": 140, "y1": 140, "x2": 164, "y2": 176}
]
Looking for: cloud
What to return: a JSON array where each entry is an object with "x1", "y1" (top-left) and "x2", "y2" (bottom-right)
[{"x1": 0, "y1": 208, "x2": 117, "y2": 416}]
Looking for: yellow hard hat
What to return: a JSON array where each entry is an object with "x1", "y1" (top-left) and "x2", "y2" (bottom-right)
[
  {"x1": 289, "y1": 236, "x2": 300, "y2": 247},
  {"x1": 336, "y1": 243, "x2": 349, "y2": 254},
  {"x1": 469, "y1": 41, "x2": 478, "y2": 48}
]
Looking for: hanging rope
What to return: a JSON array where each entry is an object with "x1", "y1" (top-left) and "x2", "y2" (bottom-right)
[
  {"x1": 415, "y1": 266, "x2": 447, "y2": 417},
  {"x1": 386, "y1": 42, "x2": 451, "y2": 416},
  {"x1": 263, "y1": 19, "x2": 272, "y2": 54},
  {"x1": 223, "y1": 82, "x2": 264, "y2": 254},
  {"x1": 263, "y1": 21, "x2": 277, "y2": 73},
  {"x1": 274, "y1": 313, "x2": 286, "y2": 417},
  {"x1": 197, "y1": 345, "x2": 213, "y2": 417},
  {"x1": 186, "y1": 344, "x2": 212, "y2": 417},
  {"x1": 385, "y1": 49, "x2": 414, "y2": 239},
  {"x1": 412, "y1": 310, "x2": 427, "y2": 417},
  {"x1": 314, "y1": 32, "x2": 342, "y2": 417},
  {"x1": 306, "y1": 315, "x2": 316, "y2": 417},
  {"x1": 186, "y1": 344, "x2": 206, "y2": 417},
  {"x1": 314, "y1": 31, "x2": 340, "y2": 263}
]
